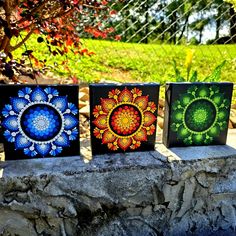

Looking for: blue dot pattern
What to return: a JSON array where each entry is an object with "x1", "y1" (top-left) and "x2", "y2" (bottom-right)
[
  {"x1": 23, "y1": 106, "x2": 61, "y2": 141},
  {"x1": 1, "y1": 86, "x2": 78, "y2": 157}
]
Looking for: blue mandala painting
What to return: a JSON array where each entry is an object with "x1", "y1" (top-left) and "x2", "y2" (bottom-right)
[{"x1": 1, "y1": 86, "x2": 79, "y2": 157}]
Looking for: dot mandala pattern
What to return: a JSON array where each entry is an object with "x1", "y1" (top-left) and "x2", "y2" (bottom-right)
[
  {"x1": 170, "y1": 85, "x2": 230, "y2": 145},
  {"x1": 110, "y1": 105, "x2": 141, "y2": 136},
  {"x1": 92, "y1": 87, "x2": 157, "y2": 151},
  {"x1": 1, "y1": 87, "x2": 78, "y2": 157}
]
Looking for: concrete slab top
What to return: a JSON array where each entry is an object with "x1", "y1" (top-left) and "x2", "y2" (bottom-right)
[{"x1": 0, "y1": 130, "x2": 236, "y2": 178}]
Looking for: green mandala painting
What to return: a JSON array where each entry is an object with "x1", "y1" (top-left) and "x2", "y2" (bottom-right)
[{"x1": 170, "y1": 85, "x2": 231, "y2": 146}]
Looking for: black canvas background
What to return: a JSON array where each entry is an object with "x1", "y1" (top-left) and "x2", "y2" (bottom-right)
[
  {"x1": 163, "y1": 82, "x2": 233, "y2": 147},
  {"x1": 90, "y1": 83, "x2": 160, "y2": 155},
  {"x1": 0, "y1": 84, "x2": 80, "y2": 160}
]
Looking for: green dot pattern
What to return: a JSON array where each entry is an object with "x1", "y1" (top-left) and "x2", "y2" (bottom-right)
[
  {"x1": 170, "y1": 85, "x2": 230, "y2": 145},
  {"x1": 184, "y1": 99, "x2": 216, "y2": 132}
]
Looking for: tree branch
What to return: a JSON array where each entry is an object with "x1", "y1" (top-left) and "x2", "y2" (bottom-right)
[
  {"x1": 17, "y1": 0, "x2": 53, "y2": 25},
  {"x1": 10, "y1": 26, "x2": 35, "y2": 51},
  {"x1": 0, "y1": 0, "x2": 11, "y2": 52}
]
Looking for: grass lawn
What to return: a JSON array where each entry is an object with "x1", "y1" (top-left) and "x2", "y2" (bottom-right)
[
  {"x1": 12, "y1": 36, "x2": 236, "y2": 102},
  {"x1": 13, "y1": 37, "x2": 236, "y2": 84},
  {"x1": 81, "y1": 39, "x2": 236, "y2": 84}
]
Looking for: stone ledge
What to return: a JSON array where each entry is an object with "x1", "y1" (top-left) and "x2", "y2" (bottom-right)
[
  {"x1": 0, "y1": 130, "x2": 236, "y2": 235},
  {"x1": 1, "y1": 143, "x2": 236, "y2": 178},
  {"x1": 0, "y1": 150, "x2": 167, "y2": 178},
  {"x1": 0, "y1": 145, "x2": 236, "y2": 235}
]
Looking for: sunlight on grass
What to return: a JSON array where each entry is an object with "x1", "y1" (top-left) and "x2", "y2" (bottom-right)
[{"x1": 12, "y1": 35, "x2": 236, "y2": 84}]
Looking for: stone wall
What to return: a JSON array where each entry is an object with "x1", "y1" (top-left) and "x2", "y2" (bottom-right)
[{"x1": 1, "y1": 144, "x2": 236, "y2": 236}]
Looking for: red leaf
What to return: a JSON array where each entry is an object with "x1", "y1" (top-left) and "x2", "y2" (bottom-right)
[
  {"x1": 109, "y1": 10, "x2": 117, "y2": 15},
  {"x1": 67, "y1": 25, "x2": 75, "y2": 31},
  {"x1": 101, "y1": 0, "x2": 108, "y2": 5},
  {"x1": 93, "y1": 29, "x2": 102, "y2": 38},
  {"x1": 64, "y1": 47, "x2": 69, "y2": 53},
  {"x1": 71, "y1": 75, "x2": 78, "y2": 84},
  {"x1": 55, "y1": 34, "x2": 61, "y2": 40},
  {"x1": 34, "y1": 29, "x2": 40, "y2": 34},
  {"x1": 106, "y1": 27, "x2": 115, "y2": 33},
  {"x1": 88, "y1": 51, "x2": 95, "y2": 56},
  {"x1": 66, "y1": 36, "x2": 73, "y2": 46},
  {"x1": 64, "y1": 66, "x2": 70, "y2": 72},
  {"x1": 115, "y1": 35, "x2": 121, "y2": 41},
  {"x1": 81, "y1": 49, "x2": 88, "y2": 54}
]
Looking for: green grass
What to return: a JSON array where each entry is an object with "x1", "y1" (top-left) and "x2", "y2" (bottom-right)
[
  {"x1": 81, "y1": 40, "x2": 236, "y2": 84},
  {"x1": 12, "y1": 36, "x2": 236, "y2": 84}
]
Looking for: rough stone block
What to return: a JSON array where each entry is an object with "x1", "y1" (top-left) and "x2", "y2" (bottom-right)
[{"x1": 0, "y1": 143, "x2": 236, "y2": 235}]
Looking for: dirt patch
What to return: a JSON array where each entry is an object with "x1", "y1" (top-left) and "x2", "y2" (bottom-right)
[{"x1": 99, "y1": 67, "x2": 135, "y2": 83}]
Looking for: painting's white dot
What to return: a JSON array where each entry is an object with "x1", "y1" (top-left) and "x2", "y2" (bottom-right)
[
  {"x1": 10, "y1": 120, "x2": 17, "y2": 127},
  {"x1": 17, "y1": 103, "x2": 24, "y2": 109},
  {"x1": 65, "y1": 119, "x2": 71, "y2": 126},
  {"x1": 40, "y1": 144, "x2": 47, "y2": 150},
  {"x1": 21, "y1": 137, "x2": 27, "y2": 144},
  {"x1": 58, "y1": 137, "x2": 63, "y2": 142},
  {"x1": 56, "y1": 101, "x2": 62, "y2": 108},
  {"x1": 35, "y1": 94, "x2": 42, "y2": 101}
]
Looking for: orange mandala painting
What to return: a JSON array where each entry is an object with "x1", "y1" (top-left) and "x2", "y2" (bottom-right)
[{"x1": 92, "y1": 87, "x2": 157, "y2": 151}]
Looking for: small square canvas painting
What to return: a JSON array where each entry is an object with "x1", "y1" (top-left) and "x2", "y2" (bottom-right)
[
  {"x1": 163, "y1": 82, "x2": 233, "y2": 147},
  {"x1": 90, "y1": 83, "x2": 160, "y2": 155},
  {"x1": 0, "y1": 85, "x2": 79, "y2": 160}
]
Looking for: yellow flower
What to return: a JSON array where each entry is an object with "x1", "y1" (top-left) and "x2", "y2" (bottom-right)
[
  {"x1": 185, "y1": 49, "x2": 194, "y2": 69},
  {"x1": 185, "y1": 49, "x2": 195, "y2": 80}
]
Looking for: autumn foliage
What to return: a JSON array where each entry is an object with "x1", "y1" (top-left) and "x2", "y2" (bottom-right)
[{"x1": 0, "y1": 0, "x2": 118, "y2": 82}]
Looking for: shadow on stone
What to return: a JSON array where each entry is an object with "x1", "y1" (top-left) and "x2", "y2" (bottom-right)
[{"x1": 169, "y1": 145, "x2": 236, "y2": 161}]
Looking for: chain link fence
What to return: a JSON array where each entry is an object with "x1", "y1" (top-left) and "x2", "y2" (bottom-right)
[
  {"x1": 111, "y1": 0, "x2": 236, "y2": 45},
  {"x1": 80, "y1": 0, "x2": 236, "y2": 83}
]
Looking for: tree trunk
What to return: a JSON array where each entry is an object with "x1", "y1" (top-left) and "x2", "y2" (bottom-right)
[
  {"x1": 161, "y1": 19, "x2": 165, "y2": 42},
  {"x1": 124, "y1": 12, "x2": 128, "y2": 42},
  {"x1": 177, "y1": 12, "x2": 191, "y2": 43},
  {"x1": 199, "y1": 29, "x2": 203, "y2": 44},
  {"x1": 172, "y1": 11, "x2": 177, "y2": 44},
  {"x1": 0, "y1": 1, "x2": 11, "y2": 54},
  {"x1": 0, "y1": 36, "x2": 10, "y2": 53},
  {"x1": 230, "y1": 5, "x2": 236, "y2": 43},
  {"x1": 215, "y1": 6, "x2": 222, "y2": 41},
  {"x1": 144, "y1": 0, "x2": 149, "y2": 44}
]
